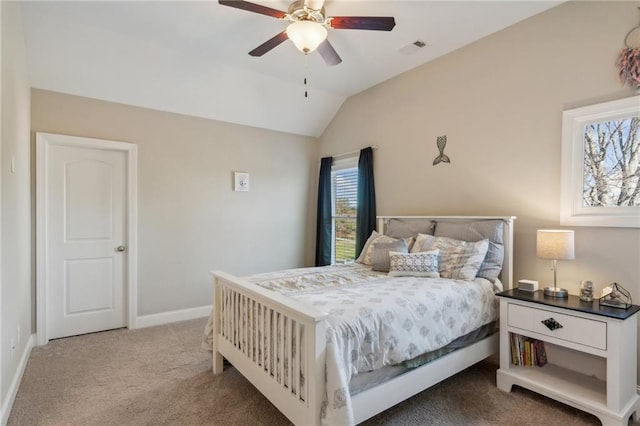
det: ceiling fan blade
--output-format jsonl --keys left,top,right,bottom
{"left": 218, "top": 0, "right": 287, "bottom": 19}
{"left": 328, "top": 16, "right": 396, "bottom": 31}
{"left": 248, "top": 31, "right": 288, "bottom": 57}
{"left": 317, "top": 40, "right": 342, "bottom": 66}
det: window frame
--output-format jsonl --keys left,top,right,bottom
{"left": 560, "top": 95, "right": 640, "bottom": 228}
{"left": 330, "top": 156, "right": 358, "bottom": 264}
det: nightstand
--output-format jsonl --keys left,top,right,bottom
{"left": 496, "top": 289, "right": 640, "bottom": 426}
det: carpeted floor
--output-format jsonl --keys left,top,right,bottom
{"left": 7, "top": 318, "right": 629, "bottom": 425}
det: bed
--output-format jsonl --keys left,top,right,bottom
{"left": 207, "top": 215, "right": 515, "bottom": 425}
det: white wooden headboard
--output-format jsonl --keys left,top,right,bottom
{"left": 377, "top": 216, "right": 516, "bottom": 290}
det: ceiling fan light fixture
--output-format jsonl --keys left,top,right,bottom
{"left": 286, "top": 20, "right": 327, "bottom": 53}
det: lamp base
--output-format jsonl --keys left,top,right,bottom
{"left": 544, "top": 286, "right": 568, "bottom": 298}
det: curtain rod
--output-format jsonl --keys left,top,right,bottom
{"left": 326, "top": 145, "right": 379, "bottom": 161}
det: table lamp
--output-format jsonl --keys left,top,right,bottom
{"left": 536, "top": 229, "right": 575, "bottom": 298}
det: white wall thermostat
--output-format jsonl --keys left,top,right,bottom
{"left": 517, "top": 279, "right": 539, "bottom": 292}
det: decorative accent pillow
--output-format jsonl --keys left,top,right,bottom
{"left": 419, "top": 235, "right": 490, "bottom": 281}
{"left": 385, "top": 219, "right": 435, "bottom": 239}
{"left": 388, "top": 250, "right": 440, "bottom": 277}
{"left": 434, "top": 220, "right": 504, "bottom": 282}
{"left": 410, "top": 233, "right": 432, "bottom": 253}
{"left": 356, "top": 231, "right": 398, "bottom": 265}
{"left": 371, "top": 240, "right": 408, "bottom": 272}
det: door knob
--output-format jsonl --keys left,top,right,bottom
{"left": 116, "top": 246, "right": 126, "bottom": 252}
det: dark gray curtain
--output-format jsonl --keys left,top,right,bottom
{"left": 356, "top": 147, "right": 376, "bottom": 257}
{"left": 315, "top": 157, "right": 333, "bottom": 266}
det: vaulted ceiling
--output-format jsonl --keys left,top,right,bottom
{"left": 21, "top": 1, "right": 561, "bottom": 137}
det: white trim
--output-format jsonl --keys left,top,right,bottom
{"left": 136, "top": 305, "right": 212, "bottom": 329}
{"left": 35, "top": 133, "right": 138, "bottom": 345}
{"left": 560, "top": 96, "right": 640, "bottom": 228}
{"left": 1, "top": 334, "right": 34, "bottom": 426}
{"left": 127, "top": 145, "right": 139, "bottom": 329}
{"left": 35, "top": 134, "right": 46, "bottom": 345}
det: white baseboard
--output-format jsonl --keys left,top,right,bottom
{"left": 1, "top": 334, "right": 34, "bottom": 426}
{"left": 135, "top": 305, "right": 212, "bottom": 329}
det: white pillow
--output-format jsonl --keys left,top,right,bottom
{"left": 418, "top": 235, "right": 489, "bottom": 281}
{"left": 356, "top": 231, "right": 398, "bottom": 265}
{"left": 410, "top": 233, "right": 431, "bottom": 253}
{"left": 388, "top": 250, "right": 440, "bottom": 277}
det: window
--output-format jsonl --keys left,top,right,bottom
{"left": 331, "top": 157, "right": 358, "bottom": 263}
{"left": 560, "top": 96, "right": 640, "bottom": 228}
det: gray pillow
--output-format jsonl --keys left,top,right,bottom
{"left": 434, "top": 220, "right": 504, "bottom": 282}
{"left": 357, "top": 231, "right": 398, "bottom": 265}
{"left": 371, "top": 240, "right": 408, "bottom": 272}
{"left": 385, "top": 219, "right": 435, "bottom": 239}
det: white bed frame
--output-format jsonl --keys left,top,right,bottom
{"left": 210, "top": 216, "right": 516, "bottom": 425}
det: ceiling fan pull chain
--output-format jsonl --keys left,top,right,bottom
{"left": 304, "top": 52, "right": 309, "bottom": 98}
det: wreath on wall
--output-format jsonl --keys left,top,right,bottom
{"left": 617, "top": 10, "right": 640, "bottom": 91}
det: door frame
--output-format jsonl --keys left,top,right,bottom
{"left": 36, "top": 132, "right": 138, "bottom": 345}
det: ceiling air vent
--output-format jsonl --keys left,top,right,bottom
{"left": 398, "top": 40, "right": 427, "bottom": 56}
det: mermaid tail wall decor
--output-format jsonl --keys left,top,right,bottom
{"left": 433, "top": 135, "right": 450, "bottom": 165}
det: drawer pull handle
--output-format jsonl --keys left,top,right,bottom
{"left": 541, "top": 318, "right": 563, "bottom": 331}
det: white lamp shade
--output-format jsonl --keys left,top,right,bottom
{"left": 286, "top": 21, "right": 327, "bottom": 53}
{"left": 536, "top": 230, "right": 575, "bottom": 260}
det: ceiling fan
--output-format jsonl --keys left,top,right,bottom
{"left": 218, "top": 0, "right": 396, "bottom": 66}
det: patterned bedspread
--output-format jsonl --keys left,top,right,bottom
{"left": 205, "top": 264, "right": 499, "bottom": 425}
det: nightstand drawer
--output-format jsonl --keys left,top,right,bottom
{"left": 508, "top": 303, "right": 607, "bottom": 350}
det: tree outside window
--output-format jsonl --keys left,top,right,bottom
{"left": 332, "top": 167, "right": 357, "bottom": 263}
{"left": 583, "top": 117, "right": 639, "bottom": 208}
{"left": 561, "top": 96, "right": 640, "bottom": 228}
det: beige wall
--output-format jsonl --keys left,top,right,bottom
{"left": 320, "top": 0, "right": 640, "bottom": 370}
{"left": 1, "top": 0, "right": 33, "bottom": 414}
{"left": 11, "top": 0, "right": 640, "bottom": 405}
{"left": 31, "top": 89, "right": 318, "bottom": 316}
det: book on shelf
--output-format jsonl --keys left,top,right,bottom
{"left": 534, "top": 339, "right": 547, "bottom": 366}
{"left": 510, "top": 333, "right": 518, "bottom": 365}
{"left": 510, "top": 333, "right": 547, "bottom": 367}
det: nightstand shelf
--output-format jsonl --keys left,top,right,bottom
{"left": 496, "top": 289, "right": 640, "bottom": 426}
{"left": 503, "top": 363, "right": 607, "bottom": 410}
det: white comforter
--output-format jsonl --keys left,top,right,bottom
{"left": 205, "top": 264, "right": 499, "bottom": 425}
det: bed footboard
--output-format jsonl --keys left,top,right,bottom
{"left": 211, "top": 271, "right": 328, "bottom": 426}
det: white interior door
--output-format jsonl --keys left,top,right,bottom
{"left": 37, "top": 133, "right": 136, "bottom": 342}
